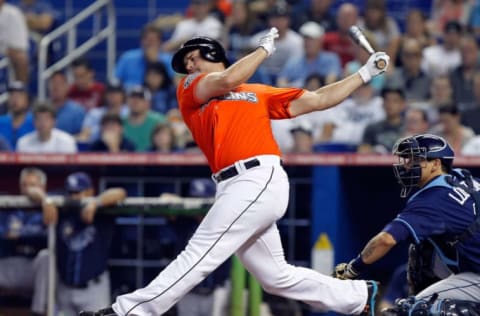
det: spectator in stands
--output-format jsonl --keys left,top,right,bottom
{"left": 429, "top": 103, "right": 474, "bottom": 153}
{"left": 277, "top": 21, "right": 341, "bottom": 87}
{"left": 403, "top": 107, "right": 431, "bottom": 137}
{"left": 162, "top": 0, "right": 223, "bottom": 52}
{"left": 429, "top": 0, "right": 473, "bottom": 37}
{"left": 79, "top": 82, "right": 129, "bottom": 144}
{"left": 450, "top": 35, "right": 480, "bottom": 111}
{"left": 68, "top": 58, "right": 106, "bottom": 111}
{"left": 143, "top": 62, "right": 177, "bottom": 115}
{"left": 115, "top": 24, "right": 173, "bottom": 90}
{"left": 165, "top": 108, "right": 194, "bottom": 151}
{"left": 358, "top": 86, "right": 407, "bottom": 154}
{"left": 123, "top": 86, "right": 165, "bottom": 151}
{"left": 16, "top": 102, "right": 77, "bottom": 153}
{"left": 89, "top": 113, "right": 135, "bottom": 153}
{"left": 0, "top": 0, "right": 29, "bottom": 83}
{"left": 56, "top": 172, "right": 126, "bottom": 315}
{"left": 148, "top": 122, "right": 179, "bottom": 153}
{"left": 12, "top": 0, "right": 57, "bottom": 35}
{"left": 0, "top": 167, "right": 53, "bottom": 316}
{"left": 461, "top": 72, "right": 480, "bottom": 134}
{"left": 0, "top": 135, "right": 10, "bottom": 150}
{"left": 400, "top": 9, "right": 436, "bottom": 52}
{"left": 291, "top": 0, "right": 336, "bottom": 32}
{"left": 422, "top": 20, "right": 462, "bottom": 77}
{"left": 0, "top": 81, "right": 34, "bottom": 149}
{"left": 322, "top": 2, "right": 358, "bottom": 68}
{"left": 223, "top": 0, "right": 264, "bottom": 61}
{"left": 469, "top": 0, "right": 480, "bottom": 36}
{"left": 461, "top": 135, "right": 480, "bottom": 155}
{"left": 48, "top": 71, "right": 86, "bottom": 136}
{"left": 358, "top": 0, "right": 401, "bottom": 68}
{"left": 289, "top": 121, "right": 314, "bottom": 153}
{"left": 250, "top": 1, "right": 303, "bottom": 84}
{"left": 385, "top": 38, "right": 431, "bottom": 102}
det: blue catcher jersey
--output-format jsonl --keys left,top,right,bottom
{"left": 57, "top": 212, "right": 114, "bottom": 286}
{"left": 383, "top": 174, "right": 480, "bottom": 273}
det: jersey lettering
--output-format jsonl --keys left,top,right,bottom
{"left": 220, "top": 92, "right": 258, "bottom": 103}
{"left": 448, "top": 186, "right": 470, "bottom": 205}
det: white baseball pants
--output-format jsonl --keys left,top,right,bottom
{"left": 113, "top": 155, "right": 368, "bottom": 315}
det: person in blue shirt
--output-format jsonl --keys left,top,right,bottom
{"left": 56, "top": 172, "right": 126, "bottom": 316}
{"left": 115, "top": 24, "right": 173, "bottom": 90}
{"left": 0, "top": 81, "right": 35, "bottom": 149}
{"left": 277, "top": 21, "right": 341, "bottom": 87}
{"left": 12, "top": 0, "right": 58, "bottom": 35}
{"left": 333, "top": 134, "right": 480, "bottom": 314}
{"left": 48, "top": 71, "right": 86, "bottom": 136}
{"left": 143, "top": 62, "right": 177, "bottom": 115}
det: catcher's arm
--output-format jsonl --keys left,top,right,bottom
{"left": 332, "top": 231, "right": 397, "bottom": 279}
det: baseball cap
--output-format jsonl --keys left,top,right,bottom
{"left": 106, "top": 81, "right": 125, "bottom": 93}
{"left": 65, "top": 172, "right": 93, "bottom": 193}
{"left": 290, "top": 120, "right": 313, "bottom": 136}
{"left": 267, "top": 1, "right": 290, "bottom": 18}
{"left": 444, "top": 20, "right": 462, "bottom": 33}
{"left": 7, "top": 81, "right": 27, "bottom": 93}
{"left": 128, "top": 86, "right": 151, "bottom": 101}
{"left": 299, "top": 22, "right": 324, "bottom": 39}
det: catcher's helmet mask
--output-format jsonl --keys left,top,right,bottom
{"left": 172, "top": 37, "right": 230, "bottom": 74}
{"left": 392, "top": 134, "right": 455, "bottom": 197}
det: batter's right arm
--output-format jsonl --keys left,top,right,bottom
{"left": 289, "top": 52, "right": 389, "bottom": 117}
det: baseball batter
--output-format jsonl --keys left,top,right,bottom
{"left": 81, "top": 27, "right": 389, "bottom": 316}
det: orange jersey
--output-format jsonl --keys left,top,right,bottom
{"left": 177, "top": 73, "right": 305, "bottom": 173}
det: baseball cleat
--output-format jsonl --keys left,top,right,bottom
{"left": 79, "top": 307, "right": 118, "bottom": 316}
{"left": 361, "top": 280, "right": 379, "bottom": 316}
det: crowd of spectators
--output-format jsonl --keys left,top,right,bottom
{"left": 1, "top": 0, "right": 480, "bottom": 156}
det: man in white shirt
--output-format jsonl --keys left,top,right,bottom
{"left": 0, "top": 0, "right": 29, "bottom": 83}
{"left": 17, "top": 103, "right": 77, "bottom": 153}
{"left": 422, "top": 21, "right": 462, "bottom": 77}
{"left": 249, "top": 1, "right": 303, "bottom": 84}
{"left": 163, "top": 0, "right": 223, "bottom": 52}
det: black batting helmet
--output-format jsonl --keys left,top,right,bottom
{"left": 171, "top": 37, "right": 230, "bottom": 74}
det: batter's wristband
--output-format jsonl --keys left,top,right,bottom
{"left": 358, "top": 66, "right": 371, "bottom": 83}
{"left": 350, "top": 255, "right": 368, "bottom": 273}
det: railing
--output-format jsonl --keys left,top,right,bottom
{"left": 37, "top": 0, "right": 116, "bottom": 101}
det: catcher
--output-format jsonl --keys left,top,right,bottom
{"left": 333, "top": 134, "right": 480, "bottom": 315}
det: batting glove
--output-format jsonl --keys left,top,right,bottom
{"left": 358, "top": 52, "right": 390, "bottom": 83}
{"left": 332, "top": 261, "right": 359, "bottom": 280}
{"left": 258, "top": 27, "right": 279, "bottom": 57}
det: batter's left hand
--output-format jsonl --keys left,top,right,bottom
{"left": 332, "top": 261, "right": 359, "bottom": 280}
{"left": 358, "top": 52, "right": 389, "bottom": 83}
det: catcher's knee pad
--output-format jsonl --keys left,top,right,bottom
{"left": 382, "top": 296, "right": 480, "bottom": 316}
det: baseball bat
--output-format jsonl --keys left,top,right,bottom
{"left": 348, "top": 25, "right": 386, "bottom": 70}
